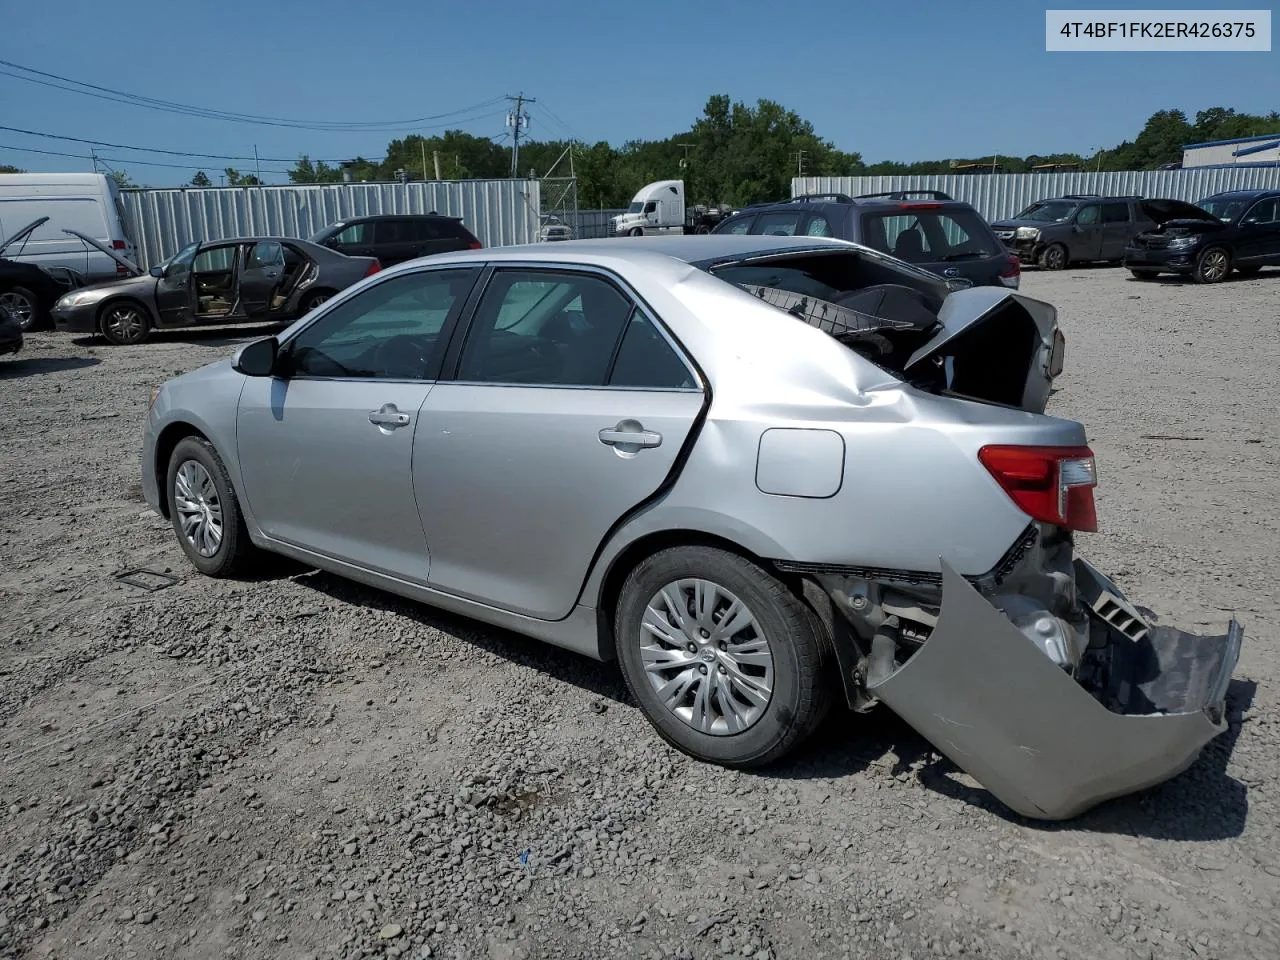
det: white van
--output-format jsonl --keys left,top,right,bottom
{"left": 0, "top": 173, "right": 138, "bottom": 283}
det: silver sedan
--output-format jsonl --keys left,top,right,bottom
{"left": 141, "top": 235, "right": 1242, "bottom": 820}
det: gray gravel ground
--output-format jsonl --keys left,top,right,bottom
{"left": 2, "top": 265, "right": 1279, "bottom": 960}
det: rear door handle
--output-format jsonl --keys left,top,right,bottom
{"left": 599, "top": 422, "right": 662, "bottom": 449}
{"left": 369, "top": 403, "right": 410, "bottom": 428}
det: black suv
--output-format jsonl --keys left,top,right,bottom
{"left": 990, "top": 195, "right": 1166, "bottom": 270}
{"left": 1123, "top": 189, "right": 1280, "bottom": 283}
{"left": 309, "top": 214, "right": 482, "bottom": 267}
{"left": 711, "top": 191, "right": 1019, "bottom": 289}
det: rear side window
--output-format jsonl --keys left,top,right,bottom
{"left": 410, "top": 219, "right": 444, "bottom": 241}
{"left": 859, "top": 208, "right": 998, "bottom": 263}
{"left": 1101, "top": 202, "right": 1130, "bottom": 223}
{"left": 804, "top": 214, "right": 835, "bottom": 237}
{"left": 1244, "top": 197, "right": 1280, "bottom": 223}
{"left": 375, "top": 219, "right": 416, "bottom": 243}
{"left": 753, "top": 212, "right": 803, "bottom": 236}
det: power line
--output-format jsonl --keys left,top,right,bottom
{"left": 0, "top": 59, "right": 508, "bottom": 132}
{"left": 0, "top": 143, "right": 297, "bottom": 173}
{"left": 0, "top": 124, "right": 385, "bottom": 164}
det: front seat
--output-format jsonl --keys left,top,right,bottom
{"left": 894, "top": 229, "right": 926, "bottom": 260}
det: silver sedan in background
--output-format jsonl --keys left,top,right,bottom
{"left": 140, "top": 235, "right": 1242, "bottom": 820}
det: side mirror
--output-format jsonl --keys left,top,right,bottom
{"left": 232, "top": 336, "right": 279, "bottom": 377}
{"left": 149, "top": 264, "right": 165, "bottom": 277}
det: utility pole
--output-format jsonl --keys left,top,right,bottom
{"left": 254, "top": 145, "right": 262, "bottom": 184}
{"left": 795, "top": 149, "right": 807, "bottom": 177}
{"left": 422, "top": 140, "right": 429, "bottom": 181}
{"left": 506, "top": 93, "right": 535, "bottom": 179}
{"left": 433, "top": 150, "right": 442, "bottom": 180}
{"left": 90, "top": 148, "right": 99, "bottom": 173}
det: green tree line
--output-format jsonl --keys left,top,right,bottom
{"left": 75, "top": 97, "right": 1278, "bottom": 200}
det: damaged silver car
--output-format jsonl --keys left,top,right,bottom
{"left": 140, "top": 234, "right": 1242, "bottom": 820}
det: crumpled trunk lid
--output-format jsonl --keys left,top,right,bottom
{"left": 902, "top": 287, "right": 1064, "bottom": 414}
{"left": 867, "top": 559, "right": 1242, "bottom": 820}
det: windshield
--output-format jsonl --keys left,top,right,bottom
{"left": 1196, "top": 196, "right": 1251, "bottom": 222}
{"left": 627, "top": 201, "right": 644, "bottom": 214}
{"left": 1012, "top": 201, "right": 1077, "bottom": 222}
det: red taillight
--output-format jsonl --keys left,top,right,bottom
{"left": 116, "top": 262, "right": 129, "bottom": 276}
{"left": 111, "top": 239, "right": 127, "bottom": 250}
{"left": 468, "top": 240, "right": 483, "bottom": 249}
{"left": 1000, "top": 253, "right": 1020, "bottom": 278}
{"left": 900, "top": 202, "right": 942, "bottom": 210}
{"left": 978, "top": 445, "right": 1098, "bottom": 532}
{"left": 364, "top": 259, "right": 382, "bottom": 277}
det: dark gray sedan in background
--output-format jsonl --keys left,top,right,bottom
{"left": 51, "top": 236, "right": 382, "bottom": 345}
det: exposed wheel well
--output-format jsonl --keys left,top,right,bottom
{"left": 152, "top": 423, "right": 209, "bottom": 518}
{"left": 592, "top": 529, "right": 808, "bottom": 661}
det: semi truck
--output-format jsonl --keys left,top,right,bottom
{"left": 611, "top": 180, "right": 734, "bottom": 237}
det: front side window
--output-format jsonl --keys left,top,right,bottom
{"left": 1075, "top": 204, "right": 1100, "bottom": 225}
{"left": 332, "top": 222, "right": 371, "bottom": 245}
{"left": 284, "top": 268, "right": 478, "bottom": 380}
{"left": 458, "top": 270, "right": 634, "bottom": 386}
{"left": 1243, "top": 197, "right": 1279, "bottom": 223}
{"left": 193, "top": 246, "right": 236, "bottom": 273}
{"left": 164, "top": 243, "right": 199, "bottom": 280}
{"left": 753, "top": 212, "right": 802, "bottom": 236}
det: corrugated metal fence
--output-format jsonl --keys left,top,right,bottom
{"left": 121, "top": 179, "right": 541, "bottom": 268}
{"left": 568, "top": 209, "right": 628, "bottom": 239}
{"left": 792, "top": 168, "right": 1280, "bottom": 222}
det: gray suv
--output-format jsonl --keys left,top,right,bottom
{"left": 991, "top": 195, "right": 1158, "bottom": 270}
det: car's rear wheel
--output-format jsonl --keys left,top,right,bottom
{"left": 1194, "top": 246, "right": 1230, "bottom": 284}
{"left": 300, "top": 289, "right": 335, "bottom": 313}
{"left": 0, "top": 287, "right": 42, "bottom": 331}
{"left": 1038, "top": 243, "right": 1068, "bottom": 271}
{"left": 165, "top": 437, "right": 254, "bottom": 578}
{"left": 1129, "top": 268, "right": 1160, "bottom": 280}
{"left": 99, "top": 300, "right": 152, "bottom": 345}
{"left": 614, "top": 546, "right": 830, "bottom": 768}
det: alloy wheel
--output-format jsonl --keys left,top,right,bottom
{"left": 173, "top": 460, "right": 224, "bottom": 558}
{"left": 1200, "top": 249, "right": 1229, "bottom": 282}
{"left": 0, "top": 291, "right": 35, "bottom": 329}
{"left": 638, "top": 578, "right": 775, "bottom": 736}
{"left": 102, "top": 304, "right": 147, "bottom": 343}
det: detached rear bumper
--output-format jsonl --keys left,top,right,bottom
{"left": 868, "top": 559, "right": 1242, "bottom": 820}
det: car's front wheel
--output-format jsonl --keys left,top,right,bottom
{"left": 1194, "top": 246, "right": 1230, "bottom": 284}
{"left": 1038, "top": 243, "right": 1068, "bottom": 270}
{"left": 614, "top": 546, "right": 831, "bottom": 768}
{"left": 165, "top": 437, "right": 254, "bottom": 578}
{"left": 99, "top": 300, "right": 152, "bottom": 345}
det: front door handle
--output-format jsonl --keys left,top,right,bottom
{"left": 599, "top": 420, "right": 662, "bottom": 449}
{"left": 369, "top": 403, "right": 410, "bottom": 429}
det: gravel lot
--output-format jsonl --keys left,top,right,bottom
{"left": 2, "top": 266, "right": 1279, "bottom": 960}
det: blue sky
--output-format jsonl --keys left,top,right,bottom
{"left": 3, "top": 0, "right": 1277, "bottom": 186}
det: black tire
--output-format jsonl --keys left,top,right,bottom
{"left": 628, "top": 227, "right": 644, "bottom": 237}
{"left": 1129, "top": 268, "right": 1160, "bottom": 280}
{"left": 1236, "top": 265, "right": 1262, "bottom": 277}
{"left": 98, "top": 299, "right": 152, "bottom": 345}
{"left": 614, "top": 546, "right": 831, "bottom": 768}
{"left": 1, "top": 286, "right": 43, "bottom": 331}
{"left": 165, "top": 436, "right": 254, "bottom": 578}
{"left": 1038, "top": 243, "right": 1068, "bottom": 271}
{"left": 1193, "top": 246, "right": 1230, "bottom": 284}
{"left": 694, "top": 224, "right": 712, "bottom": 235}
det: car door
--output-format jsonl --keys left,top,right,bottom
{"left": 1099, "top": 201, "right": 1132, "bottom": 260}
{"left": 154, "top": 242, "right": 200, "bottom": 326}
{"left": 413, "top": 266, "right": 705, "bottom": 620}
{"left": 1071, "top": 203, "right": 1103, "bottom": 260}
{"left": 234, "top": 265, "right": 482, "bottom": 581}
{"left": 373, "top": 218, "right": 420, "bottom": 265}
{"left": 238, "top": 241, "right": 286, "bottom": 318}
{"left": 1236, "top": 197, "right": 1280, "bottom": 264}
{"left": 327, "top": 221, "right": 376, "bottom": 259}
